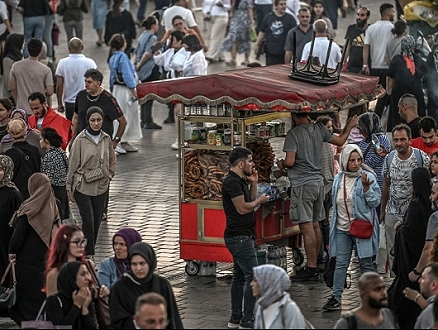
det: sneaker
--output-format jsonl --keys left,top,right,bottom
{"left": 323, "top": 296, "right": 342, "bottom": 311}
{"left": 164, "top": 117, "right": 175, "bottom": 124}
{"left": 121, "top": 142, "right": 138, "bottom": 152}
{"left": 171, "top": 140, "right": 178, "bottom": 150}
{"left": 144, "top": 122, "right": 162, "bottom": 129}
{"left": 290, "top": 267, "right": 319, "bottom": 282}
{"left": 115, "top": 144, "right": 127, "bottom": 154}
{"left": 227, "top": 316, "right": 241, "bottom": 329}
{"left": 238, "top": 320, "right": 254, "bottom": 329}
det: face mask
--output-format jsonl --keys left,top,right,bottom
{"left": 119, "top": 6, "right": 124, "bottom": 12}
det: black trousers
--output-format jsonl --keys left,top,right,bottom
{"left": 74, "top": 190, "right": 106, "bottom": 256}
{"left": 370, "top": 68, "right": 389, "bottom": 118}
{"left": 52, "top": 184, "right": 69, "bottom": 220}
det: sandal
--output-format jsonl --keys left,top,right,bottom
{"left": 225, "top": 60, "right": 236, "bottom": 66}
{"left": 96, "top": 40, "right": 103, "bottom": 47}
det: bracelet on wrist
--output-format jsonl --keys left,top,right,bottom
{"left": 413, "top": 268, "right": 422, "bottom": 276}
{"left": 415, "top": 293, "right": 421, "bottom": 303}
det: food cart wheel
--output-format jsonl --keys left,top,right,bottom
{"left": 185, "top": 261, "right": 200, "bottom": 276}
{"left": 292, "top": 249, "right": 304, "bottom": 266}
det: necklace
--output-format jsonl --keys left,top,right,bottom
{"left": 87, "top": 88, "right": 103, "bottom": 102}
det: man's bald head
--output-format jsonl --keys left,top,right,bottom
{"left": 68, "top": 37, "right": 83, "bottom": 53}
{"left": 313, "top": 19, "right": 327, "bottom": 34}
{"left": 358, "top": 272, "right": 382, "bottom": 291}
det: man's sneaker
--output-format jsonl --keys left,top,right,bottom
{"left": 115, "top": 144, "right": 127, "bottom": 154}
{"left": 144, "top": 122, "right": 162, "bottom": 129}
{"left": 171, "top": 140, "right": 178, "bottom": 150}
{"left": 290, "top": 267, "right": 319, "bottom": 282}
{"left": 238, "top": 320, "right": 254, "bottom": 329}
{"left": 323, "top": 296, "right": 342, "bottom": 311}
{"left": 227, "top": 316, "right": 241, "bottom": 329}
{"left": 121, "top": 142, "right": 138, "bottom": 152}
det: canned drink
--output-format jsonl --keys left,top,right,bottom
{"left": 234, "top": 133, "right": 242, "bottom": 146}
{"left": 191, "top": 127, "right": 200, "bottom": 142}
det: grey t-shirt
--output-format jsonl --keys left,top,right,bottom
{"left": 334, "top": 308, "right": 397, "bottom": 329}
{"left": 426, "top": 211, "right": 438, "bottom": 241}
{"left": 414, "top": 296, "right": 435, "bottom": 329}
{"left": 283, "top": 122, "right": 333, "bottom": 187}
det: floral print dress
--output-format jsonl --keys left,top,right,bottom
{"left": 221, "top": 0, "right": 253, "bottom": 54}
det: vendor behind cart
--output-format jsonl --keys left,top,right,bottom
{"left": 277, "top": 112, "right": 359, "bottom": 282}
{"left": 222, "top": 146, "right": 270, "bottom": 330}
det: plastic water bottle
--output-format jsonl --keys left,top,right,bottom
{"left": 371, "top": 134, "right": 382, "bottom": 153}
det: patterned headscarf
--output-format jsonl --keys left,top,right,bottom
{"left": 401, "top": 35, "right": 416, "bottom": 75}
{"left": 0, "top": 109, "right": 32, "bottom": 144}
{"left": 357, "top": 112, "right": 384, "bottom": 138}
{"left": 253, "top": 264, "right": 290, "bottom": 309}
{"left": 0, "top": 155, "right": 17, "bottom": 189}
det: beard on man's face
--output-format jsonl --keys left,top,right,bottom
{"left": 356, "top": 19, "right": 366, "bottom": 28}
{"left": 368, "top": 296, "right": 388, "bottom": 309}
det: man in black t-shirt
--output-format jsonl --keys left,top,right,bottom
{"left": 343, "top": 6, "right": 370, "bottom": 73}
{"left": 222, "top": 147, "right": 270, "bottom": 329}
{"left": 72, "top": 69, "right": 127, "bottom": 150}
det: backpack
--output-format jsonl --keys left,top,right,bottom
{"left": 280, "top": 297, "right": 315, "bottom": 329}
{"left": 386, "top": 148, "right": 423, "bottom": 168}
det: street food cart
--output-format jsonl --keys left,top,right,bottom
{"left": 137, "top": 64, "right": 384, "bottom": 275}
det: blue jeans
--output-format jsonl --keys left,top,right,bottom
{"left": 224, "top": 236, "right": 258, "bottom": 323}
{"left": 137, "top": 0, "right": 147, "bottom": 22}
{"left": 43, "top": 14, "right": 55, "bottom": 58}
{"left": 333, "top": 230, "right": 373, "bottom": 301}
{"left": 23, "top": 16, "right": 46, "bottom": 58}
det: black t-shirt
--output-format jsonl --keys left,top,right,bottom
{"left": 261, "top": 12, "right": 297, "bottom": 55}
{"left": 407, "top": 117, "right": 421, "bottom": 139}
{"left": 345, "top": 24, "right": 368, "bottom": 73}
{"left": 222, "top": 171, "right": 256, "bottom": 238}
{"left": 74, "top": 89, "right": 124, "bottom": 137}
{"left": 0, "top": 124, "right": 8, "bottom": 141}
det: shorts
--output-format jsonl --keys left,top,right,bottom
{"left": 289, "top": 180, "right": 325, "bottom": 224}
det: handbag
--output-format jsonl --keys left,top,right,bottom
{"left": 0, "top": 261, "right": 16, "bottom": 309}
{"left": 343, "top": 175, "right": 374, "bottom": 239}
{"left": 248, "top": 26, "right": 257, "bottom": 43}
{"left": 114, "top": 54, "right": 126, "bottom": 86}
{"left": 83, "top": 145, "right": 105, "bottom": 183}
{"left": 21, "top": 299, "right": 72, "bottom": 329}
{"left": 85, "top": 260, "right": 111, "bottom": 329}
{"left": 323, "top": 257, "right": 351, "bottom": 289}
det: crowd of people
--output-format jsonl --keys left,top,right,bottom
{"left": 1, "top": 0, "right": 438, "bottom": 329}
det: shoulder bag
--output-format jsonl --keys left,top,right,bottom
{"left": 83, "top": 144, "right": 105, "bottom": 183}
{"left": 114, "top": 54, "right": 126, "bottom": 86}
{"left": 343, "top": 175, "right": 374, "bottom": 239}
{"left": 85, "top": 260, "right": 111, "bottom": 329}
{"left": 0, "top": 261, "right": 16, "bottom": 309}
{"left": 21, "top": 297, "right": 72, "bottom": 329}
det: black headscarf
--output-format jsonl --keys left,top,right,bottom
{"left": 411, "top": 167, "right": 432, "bottom": 205}
{"left": 2, "top": 33, "right": 24, "bottom": 62}
{"left": 85, "top": 106, "right": 104, "bottom": 136}
{"left": 128, "top": 242, "right": 157, "bottom": 285}
{"left": 57, "top": 261, "right": 82, "bottom": 301}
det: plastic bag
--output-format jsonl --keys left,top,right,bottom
{"left": 248, "top": 26, "right": 257, "bottom": 43}
{"left": 404, "top": 1, "right": 438, "bottom": 27}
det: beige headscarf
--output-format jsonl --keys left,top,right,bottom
{"left": 340, "top": 144, "right": 375, "bottom": 177}
{"left": 9, "top": 173, "right": 60, "bottom": 248}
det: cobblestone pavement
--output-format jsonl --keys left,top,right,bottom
{"left": 0, "top": 0, "right": 390, "bottom": 328}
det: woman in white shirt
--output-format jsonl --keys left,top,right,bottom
{"left": 181, "top": 34, "right": 208, "bottom": 77}
{"left": 153, "top": 30, "right": 189, "bottom": 79}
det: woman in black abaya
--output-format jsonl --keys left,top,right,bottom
{"left": 388, "top": 167, "right": 432, "bottom": 329}
{"left": 109, "top": 242, "right": 183, "bottom": 329}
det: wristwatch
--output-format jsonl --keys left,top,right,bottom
{"left": 362, "top": 64, "right": 368, "bottom": 68}
{"left": 113, "top": 137, "right": 121, "bottom": 142}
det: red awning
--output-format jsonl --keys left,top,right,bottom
{"left": 137, "top": 64, "right": 385, "bottom": 112}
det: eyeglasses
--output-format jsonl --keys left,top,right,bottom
{"left": 70, "top": 239, "right": 87, "bottom": 248}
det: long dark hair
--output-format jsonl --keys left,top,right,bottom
{"left": 111, "top": 0, "right": 124, "bottom": 18}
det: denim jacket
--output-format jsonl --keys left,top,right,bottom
{"left": 109, "top": 50, "right": 136, "bottom": 91}
{"left": 254, "top": 293, "right": 306, "bottom": 329}
{"left": 328, "top": 170, "right": 381, "bottom": 259}
{"left": 97, "top": 257, "right": 118, "bottom": 290}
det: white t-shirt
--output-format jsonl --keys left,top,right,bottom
{"left": 301, "top": 37, "right": 342, "bottom": 69}
{"left": 182, "top": 50, "right": 208, "bottom": 76}
{"left": 364, "top": 20, "right": 394, "bottom": 69}
{"left": 55, "top": 54, "right": 97, "bottom": 104}
{"left": 162, "top": 6, "right": 197, "bottom": 31}
{"left": 0, "top": 1, "right": 8, "bottom": 36}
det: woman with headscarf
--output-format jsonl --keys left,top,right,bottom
{"left": 387, "top": 167, "right": 432, "bottom": 328}
{"left": 323, "top": 144, "right": 381, "bottom": 312}
{"left": 3, "top": 118, "right": 41, "bottom": 198}
{"left": 97, "top": 228, "right": 142, "bottom": 289}
{"left": 0, "top": 155, "right": 22, "bottom": 317}
{"left": 67, "top": 106, "right": 116, "bottom": 259}
{"left": 251, "top": 264, "right": 306, "bottom": 329}
{"left": 45, "top": 261, "right": 97, "bottom": 328}
{"left": 1, "top": 33, "right": 23, "bottom": 101}
{"left": 0, "top": 108, "right": 44, "bottom": 156}
{"left": 109, "top": 242, "right": 183, "bottom": 329}
{"left": 387, "top": 35, "right": 426, "bottom": 131}
{"left": 8, "top": 172, "right": 61, "bottom": 324}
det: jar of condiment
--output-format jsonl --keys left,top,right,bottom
{"left": 223, "top": 128, "right": 231, "bottom": 145}
{"left": 234, "top": 132, "right": 242, "bottom": 146}
{"left": 207, "top": 130, "right": 217, "bottom": 146}
{"left": 184, "top": 105, "right": 191, "bottom": 115}
{"left": 215, "top": 133, "right": 223, "bottom": 146}
{"left": 191, "top": 127, "right": 200, "bottom": 143}
{"left": 199, "top": 127, "right": 207, "bottom": 141}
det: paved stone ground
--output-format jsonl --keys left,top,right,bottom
{"left": 0, "top": 0, "right": 390, "bottom": 328}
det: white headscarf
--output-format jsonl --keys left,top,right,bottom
{"left": 253, "top": 264, "right": 290, "bottom": 309}
{"left": 340, "top": 144, "right": 375, "bottom": 177}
